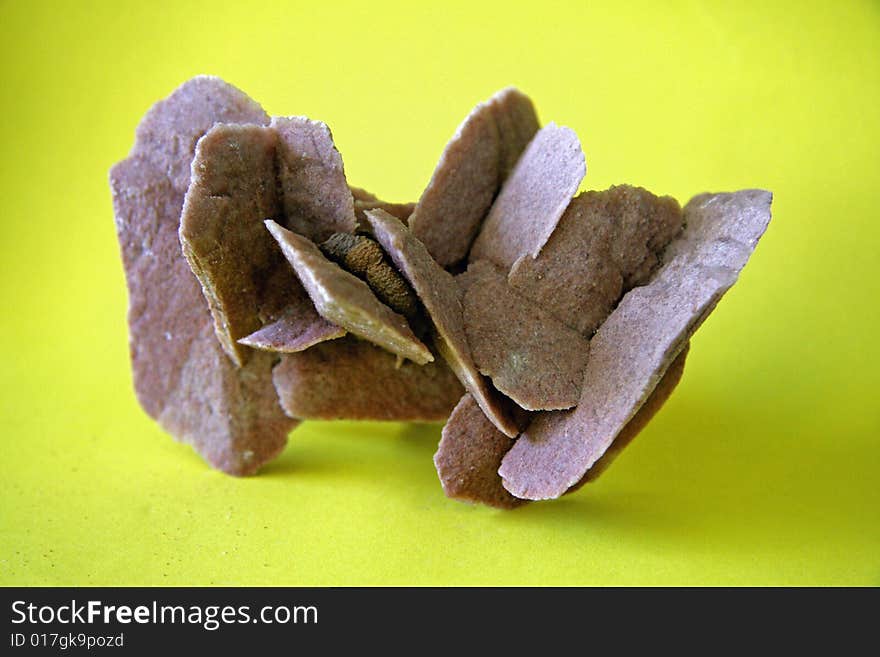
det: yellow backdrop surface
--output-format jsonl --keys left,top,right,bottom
{"left": 1, "top": 1, "right": 878, "bottom": 586}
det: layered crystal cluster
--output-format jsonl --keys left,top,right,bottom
{"left": 110, "top": 77, "right": 771, "bottom": 507}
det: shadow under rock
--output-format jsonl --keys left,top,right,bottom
{"left": 256, "top": 422, "right": 370, "bottom": 479}
{"left": 257, "top": 421, "right": 442, "bottom": 488}
{"left": 395, "top": 422, "right": 444, "bottom": 450}
{"left": 259, "top": 418, "right": 693, "bottom": 539}
{"left": 508, "top": 393, "right": 880, "bottom": 557}
{"left": 254, "top": 410, "right": 715, "bottom": 540}
{"left": 257, "top": 449, "right": 336, "bottom": 479}
{"left": 489, "top": 483, "right": 695, "bottom": 542}
{"left": 403, "top": 417, "right": 696, "bottom": 537}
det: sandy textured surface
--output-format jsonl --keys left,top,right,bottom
{"left": 271, "top": 116, "right": 357, "bottom": 241}
{"left": 409, "top": 88, "right": 538, "bottom": 267}
{"left": 570, "top": 343, "right": 690, "bottom": 490}
{"left": 366, "top": 209, "right": 520, "bottom": 437}
{"left": 273, "top": 337, "right": 463, "bottom": 421}
{"left": 110, "top": 76, "right": 296, "bottom": 475}
{"left": 461, "top": 261, "right": 589, "bottom": 410}
{"left": 238, "top": 296, "right": 345, "bottom": 353}
{"left": 469, "top": 123, "right": 585, "bottom": 269}
{"left": 434, "top": 394, "right": 526, "bottom": 509}
{"left": 179, "top": 124, "right": 284, "bottom": 364}
{"left": 266, "top": 220, "right": 432, "bottom": 364}
{"left": 500, "top": 190, "right": 772, "bottom": 499}
{"left": 509, "top": 185, "right": 683, "bottom": 335}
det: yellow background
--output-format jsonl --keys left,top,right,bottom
{"left": 1, "top": 0, "right": 878, "bottom": 586}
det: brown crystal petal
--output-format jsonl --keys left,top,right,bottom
{"left": 409, "top": 88, "right": 539, "bottom": 267}
{"left": 434, "top": 394, "right": 526, "bottom": 509}
{"left": 469, "top": 123, "right": 586, "bottom": 270}
{"left": 271, "top": 116, "right": 357, "bottom": 242}
{"left": 433, "top": 347, "right": 690, "bottom": 508}
{"left": 179, "top": 123, "right": 283, "bottom": 365}
{"left": 132, "top": 75, "right": 269, "bottom": 194}
{"left": 238, "top": 307, "right": 345, "bottom": 354}
{"left": 568, "top": 343, "right": 690, "bottom": 491}
{"left": 500, "top": 190, "right": 773, "bottom": 500}
{"left": 365, "top": 209, "right": 520, "bottom": 437}
{"left": 266, "top": 220, "right": 433, "bottom": 365}
{"left": 349, "top": 186, "right": 380, "bottom": 203}
{"left": 461, "top": 260, "right": 590, "bottom": 411}
{"left": 273, "top": 337, "right": 463, "bottom": 422}
{"left": 109, "top": 77, "right": 296, "bottom": 475}
{"left": 180, "top": 118, "right": 359, "bottom": 365}
{"left": 509, "top": 185, "right": 684, "bottom": 336}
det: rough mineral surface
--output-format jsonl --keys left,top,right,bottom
{"left": 365, "top": 261, "right": 421, "bottom": 320}
{"left": 180, "top": 116, "right": 359, "bottom": 365}
{"left": 509, "top": 185, "right": 684, "bottom": 336}
{"left": 408, "top": 88, "right": 539, "bottom": 267}
{"left": 131, "top": 76, "right": 268, "bottom": 194}
{"left": 113, "top": 76, "right": 772, "bottom": 504}
{"left": 461, "top": 261, "right": 590, "bottom": 411}
{"left": 271, "top": 116, "right": 357, "bottom": 241}
{"left": 433, "top": 394, "right": 526, "bottom": 509}
{"left": 238, "top": 296, "right": 346, "bottom": 353}
{"left": 320, "top": 233, "right": 383, "bottom": 273}
{"left": 273, "top": 337, "right": 463, "bottom": 421}
{"left": 500, "top": 190, "right": 773, "bottom": 500}
{"left": 469, "top": 123, "right": 586, "bottom": 269}
{"left": 365, "top": 209, "right": 520, "bottom": 437}
{"left": 266, "top": 220, "right": 433, "bottom": 364}
{"left": 320, "top": 233, "right": 420, "bottom": 319}
{"left": 571, "top": 343, "right": 689, "bottom": 489}
{"left": 110, "top": 76, "right": 296, "bottom": 475}
{"left": 434, "top": 347, "right": 690, "bottom": 508}
{"left": 179, "top": 124, "right": 283, "bottom": 365}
